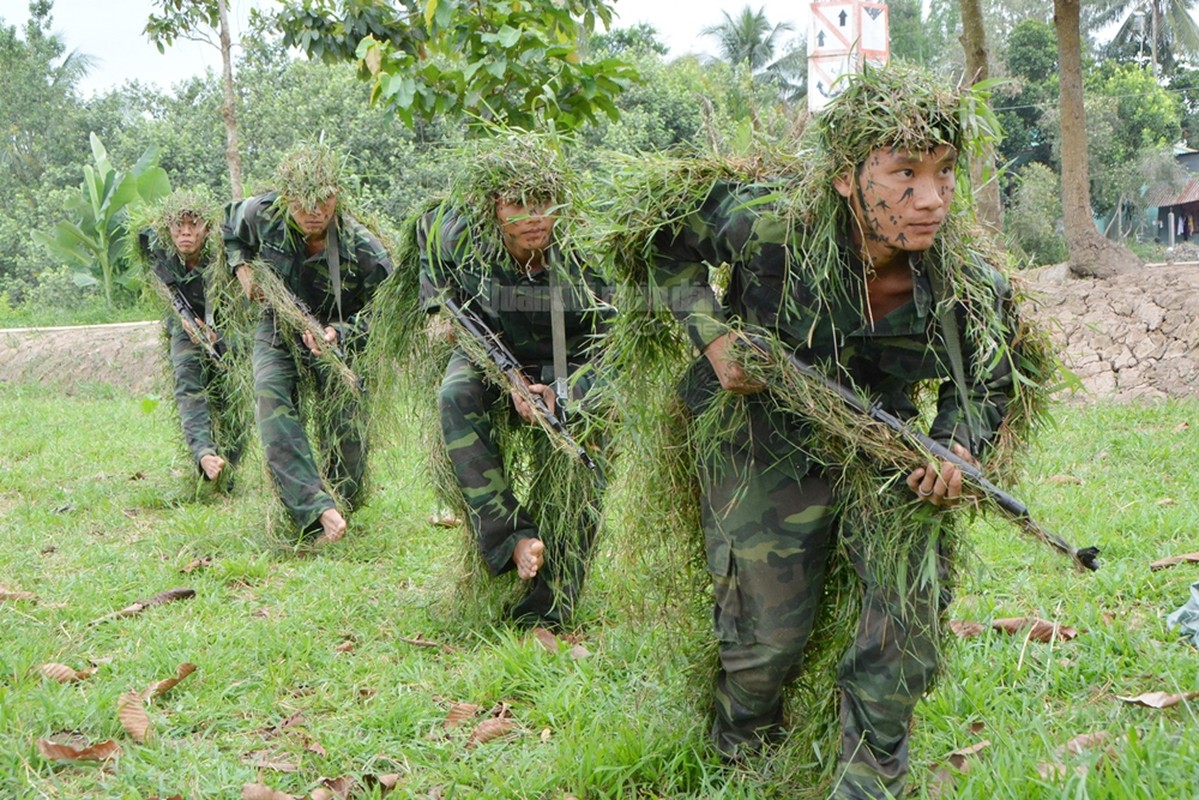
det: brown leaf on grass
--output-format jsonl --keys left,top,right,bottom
{"left": 1149, "top": 552, "right": 1199, "bottom": 571}
{"left": 130, "top": 471, "right": 147, "bottom": 481}
{"left": 310, "top": 776, "right": 355, "bottom": 800}
{"left": 241, "top": 783, "right": 302, "bottom": 800}
{"left": 1174, "top": 422, "right": 1190, "bottom": 433}
{"left": 539, "top": 728, "right": 552, "bottom": 743}
{"left": 1115, "top": 690, "right": 1199, "bottom": 708}
{"left": 334, "top": 640, "right": 355, "bottom": 653}
{"left": 992, "top": 617, "right": 1078, "bottom": 642}
{"left": 145, "top": 663, "right": 197, "bottom": 699}
{"left": 946, "top": 740, "right": 991, "bottom": 771}
{"left": 948, "top": 620, "right": 985, "bottom": 638}
{"left": 1037, "top": 731, "right": 1120, "bottom": 780}
{"left": 248, "top": 751, "right": 298, "bottom": 772}
{"left": 40, "top": 546, "right": 57, "bottom": 555}
{"left": 117, "top": 691, "right": 152, "bottom": 742}
{"left": 304, "top": 739, "right": 327, "bottom": 757}
{"left": 91, "top": 588, "right": 196, "bottom": 624}
{"left": 532, "top": 627, "right": 558, "bottom": 653}
{"left": 1157, "top": 497, "right": 1177, "bottom": 506}
{"left": 444, "top": 702, "right": 482, "bottom": 730}
{"left": 0, "top": 584, "right": 36, "bottom": 601}
{"left": 1061, "top": 731, "right": 1113, "bottom": 755}
{"left": 968, "top": 721, "right": 986, "bottom": 735}
{"left": 1046, "top": 474, "right": 1083, "bottom": 485}
{"left": 568, "top": 644, "right": 591, "bottom": 660}
{"left": 260, "top": 711, "right": 306, "bottom": 738}
{"left": 39, "top": 662, "right": 94, "bottom": 683}
{"left": 398, "top": 634, "right": 458, "bottom": 654}
{"left": 146, "top": 795, "right": 184, "bottom": 800}
{"left": 180, "top": 557, "right": 212, "bottom": 574}
{"left": 465, "top": 717, "right": 517, "bottom": 748}
{"left": 36, "top": 737, "right": 121, "bottom": 762}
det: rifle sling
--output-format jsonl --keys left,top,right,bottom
{"left": 326, "top": 221, "right": 344, "bottom": 325}
{"left": 926, "top": 263, "right": 978, "bottom": 455}
{"left": 548, "top": 260, "right": 569, "bottom": 410}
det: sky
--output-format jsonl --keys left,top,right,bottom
{"left": 0, "top": 0, "right": 810, "bottom": 97}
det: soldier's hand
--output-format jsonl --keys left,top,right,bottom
{"left": 193, "top": 317, "right": 218, "bottom": 344}
{"left": 907, "top": 443, "right": 978, "bottom": 507}
{"left": 510, "top": 383, "right": 554, "bottom": 424}
{"left": 236, "top": 265, "right": 264, "bottom": 302}
{"left": 425, "top": 314, "right": 453, "bottom": 344}
{"left": 704, "top": 332, "right": 766, "bottom": 395}
{"left": 302, "top": 326, "right": 338, "bottom": 356}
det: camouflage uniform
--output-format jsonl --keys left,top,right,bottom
{"left": 223, "top": 192, "right": 392, "bottom": 532}
{"left": 141, "top": 230, "right": 247, "bottom": 474}
{"left": 654, "top": 182, "right": 1014, "bottom": 797}
{"left": 419, "top": 209, "right": 608, "bottom": 624}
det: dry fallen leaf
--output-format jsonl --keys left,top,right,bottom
{"left": 946, "top": 740, "right": 991, "bottom": 772}
{"left": 0, "top": 584, "right": 37, "bottom": 602}
{"left": 532, "top": 627, "right": 558, "bottom": 653}
{"left": 91, "top": 588, "right": 196, "bottom": 624}
{"left": 248, "top": 751, "right": 298, "bottom": 772}
{"left": 180, "top": 557, "right": 212, "bottom": 574}
{"left": 145, "top": 663, "right": 197, "bottom": 700}
{"left": 36, "top": 737, "right": 121, "bottom": 762}
{"left": 1061, "top": 731, "right": 1112, "bottom": 756}
{"left": 1149, "top": 552, "right": 1199, "bottom": 571}
{"left": 241, "top": 783, "right": 302, "bottom": 800}
{"left": 1173, "top": 422, "right": 1190, "bottom": 433}
{"left": 310, "top": 776, "right": 355, "bottom": 800}
{"left": 968, "top": 721, "right": 986, "bottom": 735}
{"left": 334, "top": 640, "right": 355, "bottom": 653}
{"left": 466, "top": 718, "right": 517, "bottom": 748}
{"left": 361, "top": 773, "right": 401, "bottom": 794}
{"left": 39, "top": 662, "right": 94, "bottom": 683}
{"left": 444, "top": 702, "right": 482, "bottom": 730}
{"left": 568, "top": 644, "right": 591, "bottom": 660}
{"left": 948, "top": 620, "right": 985, "bottom": 638}
{"left": 1156, "top": 497, "right": 1177, "bottom": 506}
{"left": 540, "top": 727, "right": 552, "bottom": 743}
{"left": 992, "top": 617, "right": 1078, "bottom": 642}
{"left": 1046, "top": 474, "right": 1083, "bottom": 485}
{"left": 117, "top": 692, "right": 152, "bottom": 743}
{"left": 398, "top": 634, "right": 458, "bottom": 653}
{"left": 1115, "top": 690, "right": 1199, "bottom": 708}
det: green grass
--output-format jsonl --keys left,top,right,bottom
{"left": 2, "top": 384, "right": 1198, "bottom": 799}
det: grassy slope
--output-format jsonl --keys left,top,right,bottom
{"left": 1, "top": 382, "right": 1197, "bottom": 799}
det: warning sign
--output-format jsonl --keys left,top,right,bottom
{"left": 808, "top": 0, "right": 890, "bottom": 112}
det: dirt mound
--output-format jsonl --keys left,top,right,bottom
{"left": 0, "top": 321, "right": 167, "bottom": 396}
{"left": 2, "top": 265, "right": 1198, "bottom": 404}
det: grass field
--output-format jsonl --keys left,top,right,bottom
{"left": 1, "top": 380, "right": 1198, "bottom": 799}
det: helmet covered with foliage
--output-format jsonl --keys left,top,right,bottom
{"left": 273, "top": 142, "right": 345, "bottom": 213}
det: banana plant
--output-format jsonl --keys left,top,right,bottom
{"left": 34, "top": 133, "right": 171, "bottom": 308}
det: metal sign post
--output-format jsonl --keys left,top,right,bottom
{"left": 808, "top": 1, "right": 890, "bottom": 112}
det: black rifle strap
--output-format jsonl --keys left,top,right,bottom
{"left": 326, "top": 220, "right": 344, "bottom": 324}
{"left": 926, "top": 262, "right": 979, "bottom": 455}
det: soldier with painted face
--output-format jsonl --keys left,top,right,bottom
{"left": 137, "top": 187, "right": 248, "bottom": 485}
{"left": 223, "top": 144, "right": 392, "bottom": 543}
{"left": 638, "top": 65, "right": 1046, "bottom": 796}
{"left": 418, "top": 137, "right": 609, "bottom": 627}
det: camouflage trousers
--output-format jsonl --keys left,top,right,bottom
{"left": 438, "top": 349, "right": 598, "bottom": 625}
{"left": 253, "top": 317, "right": 366, "bottom": 532}
{"left": 169, "top": 324, "right": 246, "bottom": 473}
{"left": 699, "top": 393, "right": 944, "bottom": 799}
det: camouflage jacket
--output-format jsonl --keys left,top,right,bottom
{"left": 223, "top": 192, "right": 393, "bottom": 342}
{"left": 417, "top": 207, "right": 610, "bottom": 377}
{"left": 139, "top": 229, "right": 213, "bottom": 338}
{"left": 653, "top": 180, "right": 1016, "bottom": 455}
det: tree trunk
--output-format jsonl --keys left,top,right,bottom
{"left": 1053, "top": 0, "right": 1138, "bottom": 278}
{"left": 218, "top": 0, "right": 243, "bottom": 200}
{"left": 958, "top": 0, "right": 1002, "bottom": 233}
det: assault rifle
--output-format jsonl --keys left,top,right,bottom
{"left": 746, "top": 335, "right": 1100, "bottom": 572}
{"left": 162, "top": 280, "right": 225, "bottom": 362}
{"left": 441, "top": 295, "right": 605, "bottom": 488}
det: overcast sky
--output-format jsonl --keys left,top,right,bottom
{"left": 0, "top": 0, "right": 810, "bottom": 97}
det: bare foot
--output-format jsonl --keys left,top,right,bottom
{"left": 199, "top": 454, "right": 226, "bottom": 481}
{"left": 514, "top": 538, "right": 545, "bottom": 580}
{"left": 312, "top": 508, "right": 347, "bottom": 545}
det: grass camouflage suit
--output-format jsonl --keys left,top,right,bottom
{"left": 223, "top": 191, "right": 392, "bottom": 533}
{"left": 140, "top": 230, "right": 247, "bottom": 476}
{"left": 646, "top": 66, "right": 1030, "bottom": 798}
{"left": 419, "top": 206, "right": 609, "bottom": 625}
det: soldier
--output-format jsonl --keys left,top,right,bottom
{"left": 418, "top": 137, "right": 608, "bottom": 627}
{"left": 641, "top": 65, "right": 1044, "bottom": 796}
{"left": 137, "top": 187, "right": 247, "bottom": 485}
{"left": 223, "top": 144, "right": 392, "bottom": 543}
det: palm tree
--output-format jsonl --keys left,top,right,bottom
{"left": 1089, "top": 0, "right": 1199, "bottom": 75}
{"left": 702, "top": 5, "right": 794, "bottom": 71}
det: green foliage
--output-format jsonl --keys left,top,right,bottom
{"left": 144, "top": 0, "right": 221, "bottom": 52}
{"left": 273, "top": 0, "right": 638, "bottom": 131}
{"left": 1005, "top": 162, "right": 1068, "bottom": 266}
{"left": 32, "top": 134, "right": 172, "bottom": 308}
